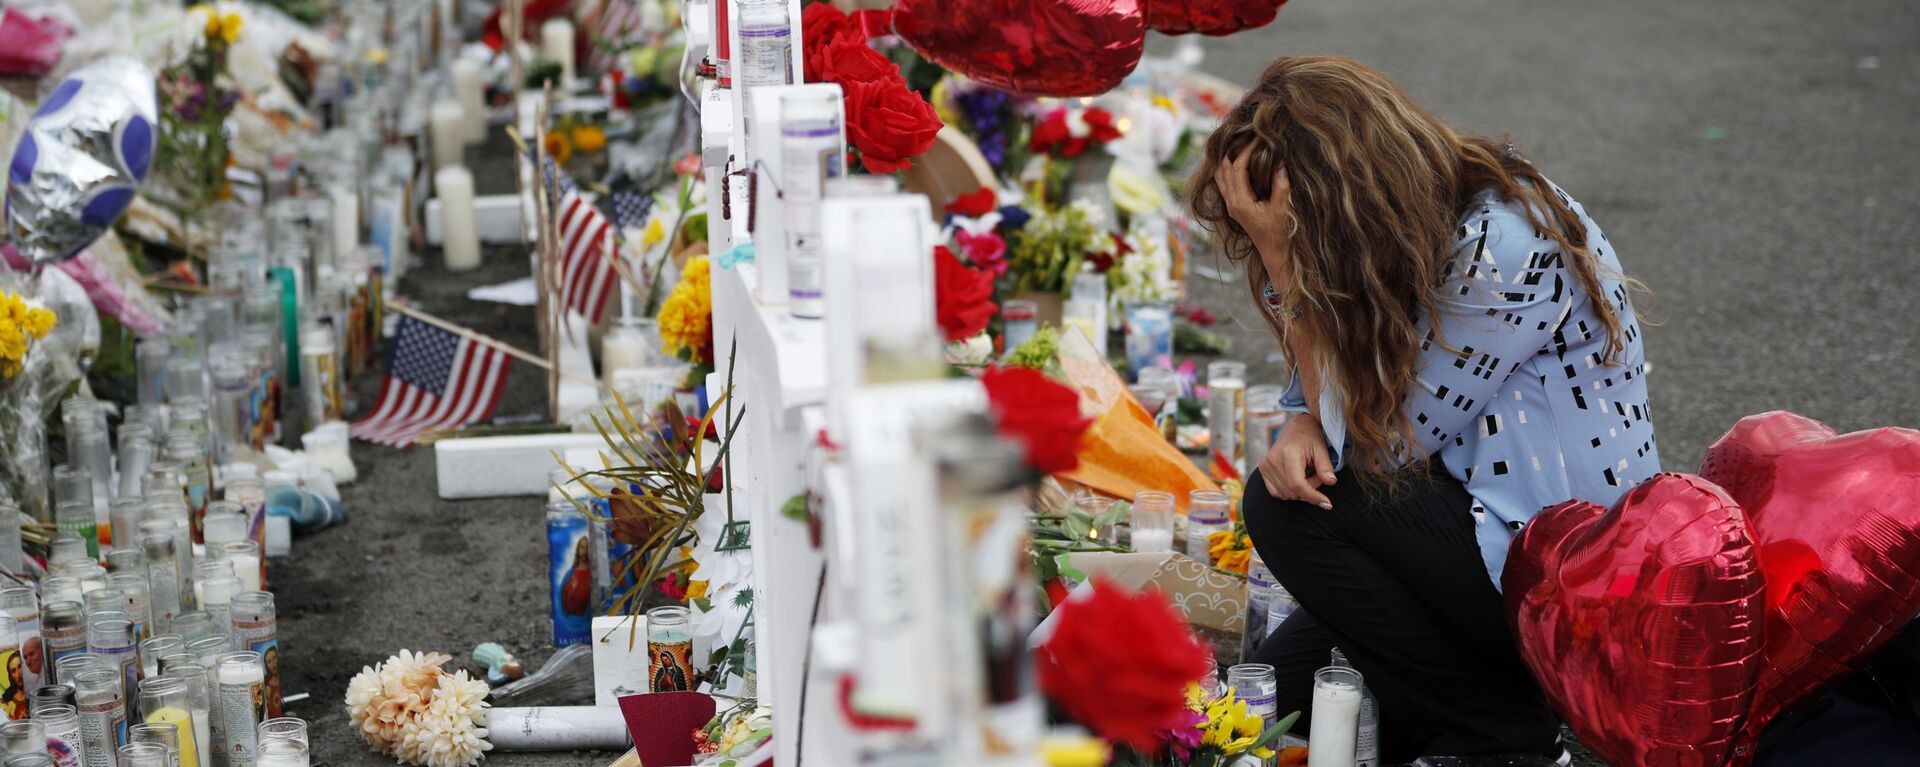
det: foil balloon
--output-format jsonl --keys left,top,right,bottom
{"left": 893, "top": 0, "right": 1145, "bottom": 98}
{"left": 1503, "top": 473, "right": 1765, "bottom": 767}
{"left": 1698, "top": 411, "right": 1920, "bottom": 756}
{"left": 1147, "top": 0, "right": 1288, "bottom": 36}
{"left": 5, "top": 56, "right": 158, "bottom": 266}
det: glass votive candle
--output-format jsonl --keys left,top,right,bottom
{"left": 646, "top": 606, "right": 694, "bottom": 692}
{"left": 170, "top": 612, "right": 215, "bottom": 644}
{"left": 1129, "top": 491, "right": 1176, "bottom": 553}
{"left": 257, "top": 737, "right": 309, "bottom": 767}
{"left": 258, "top": 717, "right": 308, "bottom": 746}
{"left": 1001, "top": 299, "right": 1039, "bottom": 352}
{"left": 0, "top": 719, "right": 42, "bottom": 754}
{"left": 116, "top": 741, "right": 170, "bottom": 767}
{"left": 1308, "top": 666, "right": 1365, "bottom": 767}
{"left": 218, "top": 541, "right": 264, "bottom": 593}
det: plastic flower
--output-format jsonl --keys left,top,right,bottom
{"left": 346, "top": 650, "right": 492, "bottom": 767}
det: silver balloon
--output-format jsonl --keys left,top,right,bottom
{"left": 5, "top": 56, "right": 158, "bottom": 266}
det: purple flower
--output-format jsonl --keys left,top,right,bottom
{"left": 1160, "top": 709, "right": 1207, "bottom": 759}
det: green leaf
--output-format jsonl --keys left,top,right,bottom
{"left": 1063, "top": 507, "right": 1095, "bottom": 541}
{"left": 1056, "top": 552, "right": 1086, "bottom": 583}
{"left": 1093, "top": 500, "right": 1131, "bottom": 531}
{"left": 779, "top": 493, "right": 810, "bottom": 522}
{"left": 1251, "top": 710, "right": 1301, "bottom": 750}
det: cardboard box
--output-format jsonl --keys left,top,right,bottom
{"left": 1068, "top": 551, "right": 1246, "bottom": 634}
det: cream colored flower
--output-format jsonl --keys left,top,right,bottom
{"left": 344, "top": 650, "right": 490, "bottom": 767}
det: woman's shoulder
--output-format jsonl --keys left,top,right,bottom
{"left": 1451, "top": 182, "right": 1586, "bottom": 267}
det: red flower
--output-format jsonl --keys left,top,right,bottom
{"left": 1082, "top": 107, "right": 1123, "bottom": 143}
{"left": 946, "top": 187, "right": 998, "bottom": 218}
{"left": 843, "top": 77, "right": 943, "bottom": 174}
{"left": 982, "top": 365, "right": 1092, "bottom": 475}
{"left": 816, "top": 38, "right": 902, "bottom": 85}
{"left": 673, "top": 154, "right": 703, "bottom": 177}
{"left": 657, "top": 571, "right": 688, "bottom": 601}
{"left": 801, "top": 4, "right": 896, "bottom": 81}
{"left": 482, "top": 0, "right": 572, "bottom": 50}
{"left": 1084, "top": 251, "right": 1115, "bottom": 273}
{"left": 1030, "top": 107, "right": 1125, "bottom": 159}
{"left": 954, "top": 229, "right": 1007, "bottom": 276}
{"left": 935, "top": 245, "right": 996, "bottom": 343}
{"left": 1037, "top": 579, "right": 1212, "bottom": 750}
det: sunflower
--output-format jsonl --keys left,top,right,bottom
{"left": 1209, "top": 528, "right": 1253, "bottom": 574}
{"left": 544, "top": 132, "right": 572, "bottom": 164}
{"left": 1203, "top": 689, "right": 1276, "bottom": 760}
{"left": 569, "top": 124, "right": 607, "bottom": 153}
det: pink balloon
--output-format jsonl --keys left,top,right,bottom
{"left": 893, "top": 0, "right": 1145, "bottom": 97}
{"left": 1699, "top": 411, "right": 1920, "bottom": 758}
{"left": 1504, "top": 473, "right": 1765, "bottom": 767}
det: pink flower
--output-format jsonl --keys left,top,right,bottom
{"left": 955, "top": 229, "right": 1008, "bottom": 276}
{"left": 1162, "top": 709, "right": 1207, "bottom": 759}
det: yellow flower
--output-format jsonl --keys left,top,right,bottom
{"left": 656, "top": 257, "right": 715, "bottom": 360}
{"left": 1209, "top": 529, "right": 1252, "bottom": 574}
{"left": 930, "top": 77, "right": 960, "bottom": 128}
{"left": 22, "top": 308, "right": 51, "bottom": 339}
{"left": 1203, "top": 690, "right": 1274, "bottom": 759}
{"left": 217, "top": 12, "right": 244, "bottom": 43}
{"left": 569, "top": 124, "right": 607, "bottom": 153}
{"left": 641, "top": 218, "right": 667, "bottom": 247}
{"left": 544, "top": 132, "right": 572, "bottom": 164}
{"left": 686, "top": 580, "right": 709, "bottom": 601}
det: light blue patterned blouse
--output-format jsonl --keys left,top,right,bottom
{"left": 1276, "top": 183, "right": 1659, "bottom": 589}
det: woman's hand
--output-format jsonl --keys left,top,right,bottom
{"left": 1260, "top": 414, "right": 1338, "bottom": 510}
{"left": 1213, "top": 147, "right": 1294, "bottom": 266}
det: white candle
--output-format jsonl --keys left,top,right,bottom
{"left": 1308, "top": 676, "right": 1363, "bottom": 767}
{"left": 600, "top": 325, "right": 649, "bottom": 382}
{"left": 435, "top": 166, "right": 482, "bottom": 272}
{"left": 429, "top": 99, "right": 466, "bottom": 170}
{"left": 230, "top": 553, "right": 263, "bottom": 593}
{"left": 1131, "top": 528, "right": 1174, "bottom": 554}
{"left": 540, "top": 18, "right": 576, "bottom": 85}
{"left": 329, "top": 185, "right": 359, "bottom": 264}
{"left": 451, "top": 59, "right": 488, "bottom": 143}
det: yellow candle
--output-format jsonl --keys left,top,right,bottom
{"left": 146, "top": 706, "right": 199, "bottom": 767}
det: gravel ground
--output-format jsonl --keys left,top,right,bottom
{"left": 285, "top": 2, "right": 1920, "bottom": 765}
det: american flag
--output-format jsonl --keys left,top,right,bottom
{"left": 350, "top": 316, "right": 512, "bottom": 447}
{"left": 543, "top": 157, "right": 620, "bottom": 324}
{"left": 590, "top": 0, "right": 644, "bottom": 71}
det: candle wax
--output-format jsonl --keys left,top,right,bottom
{"left": 1308, "top": 682, "right": 1362, "bottom": 767}
{"left": 1131, "top": 528, "right": 1174, "bottom": 554}
{"left": 147, "top": 706, "right": 200, "bottom": 767}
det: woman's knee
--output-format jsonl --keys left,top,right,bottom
{"left": 1242, "top": 468, "right": 1333, "bottom": 555}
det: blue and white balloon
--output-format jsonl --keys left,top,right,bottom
{"left": 5, "top": 56, "right": 157, "bottom": 266}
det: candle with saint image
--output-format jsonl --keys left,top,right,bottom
{"left": 1309, "top": 666, "right": 1364, "bottom": 767}
{"left": 435, "top": 166, "right": 481, "bottom": 272}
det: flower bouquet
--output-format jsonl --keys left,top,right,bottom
{"left": 345, "top": 650, "right": 493, "bottom": 767}
{"left": 154, "top": 5, "right": 246, "bottom": 214}
{"left": 0, "top": 286, "right": 58, "bottom": 522}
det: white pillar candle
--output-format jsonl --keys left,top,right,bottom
{"left": 329, "top": 185, "right": 359, "bottom": 265}
{"left": 1308, "top": 671, "right": 1363, "bottom": 767}
{"left": 429, "top": 99, "right": 467, "bottom": 170}
{"left": 435, "top": 166, "right": 483, "bottom": 272}
{"left": 540, "top": 18, "right": 576, "bottom": 85}
{"left": 600, "top": 324, "right": 649, "bottom": 382}
{"left": 1130, "top": 528, "right": 1174, "bottom": 553}
{"left": 450, "top": 59, "right": 488, "bottom": 143}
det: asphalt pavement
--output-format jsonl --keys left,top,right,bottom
{"left": 286, "top": 2, "right": 1920, "bottom": 764}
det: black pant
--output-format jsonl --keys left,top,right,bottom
{"left": 1243, "top": 464, "right": 1561, "bottom": 761}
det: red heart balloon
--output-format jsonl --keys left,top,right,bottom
{"left": 1504, "top": 474, "right": 1765, "bottom": 767}
{"left": 892, "top": 0, "right": 1145, "bottom": 97}
{"left": 1698, "top": 411, "right": 1920, "bottom": 755}
{"left": 1147, "top": 0, "right": 1288, "bottom": 36}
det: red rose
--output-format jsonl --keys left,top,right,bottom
{"left": 935, "top": 245, "right": 997, "bottom": 343}
{"left": 1082, "top": 107, "right": 1123, "bottom": 143}
{"left": 982, "top": 365, "right": 1092, "bottom": 475}
{"left": 946, "top": 187, "right": 997, "bottom": 218}
{"left": 816, "top": 39, "right": 903, "bottom": 86}
{"left": 843, "top": 78, "right": 943, "bottom": 174}
{"left": 1037, "top": 579, "right": 1212, "bottom": 750}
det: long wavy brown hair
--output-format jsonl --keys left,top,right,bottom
{"left": 1188, "top": 56, "right": 1632, "bottom": 480}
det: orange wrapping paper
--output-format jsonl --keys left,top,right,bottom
{"left": 1053, "top": 327, "right": 1218, "bottom": 513}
